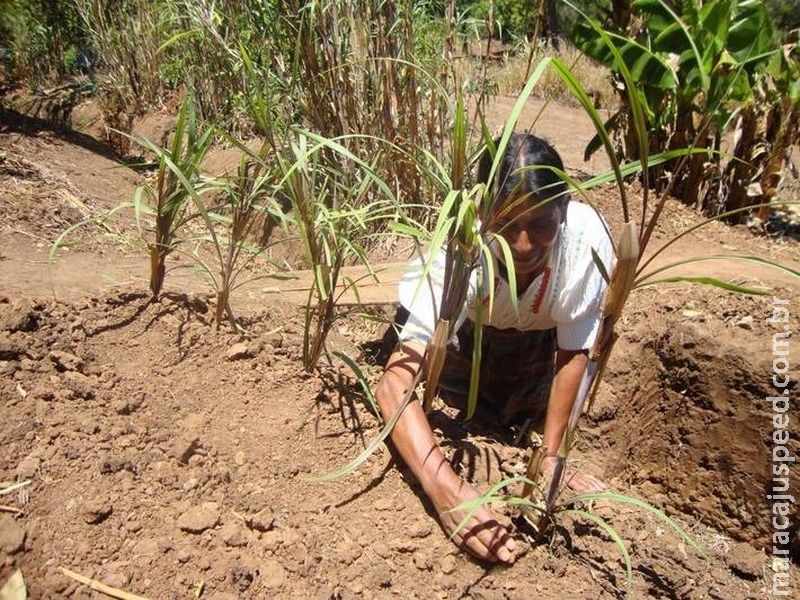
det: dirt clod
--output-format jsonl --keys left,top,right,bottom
{"left": 48, "top": 350, "right": 83, "bottom": 372}
{"left": 0, "top": 517, "right": 26, "bottom": 554}
{"left": 82, "top": 497, "right": 113, "bottom": 524}
{"left": 177, "top": 502, "right": 221, "bottom": 534}
{"left": 245, "top": 507, "right": 275, "bottom": 533}
{"left": 726, "top": 542, "right": 766, "bottom": 580}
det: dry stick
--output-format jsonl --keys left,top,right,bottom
{"left": 0, "top": 504, "right": 24, "bottom": 515}
{"left": 59, "top": 567, "right": 150, "bottom": 600}
{"left": 523, "top": 0, "right": 548, "bottom": 86}
{"left": 0, "top": 480, "right": 31, "bottom": 496}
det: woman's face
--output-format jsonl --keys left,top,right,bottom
{"left": 489, "top": 200, "right": 563, "bottom": 277}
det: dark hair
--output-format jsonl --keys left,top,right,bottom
{"left": 477, "top": 133, "right": 569, "bottom": 212}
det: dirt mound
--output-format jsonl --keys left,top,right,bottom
{"left": 597, "top": 287, "right": 799, "bottom": 551}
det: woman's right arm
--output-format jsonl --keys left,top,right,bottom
{"left": 375, "top": 341, "right": 517, "bottom": 563}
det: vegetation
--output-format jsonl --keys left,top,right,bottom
{"left": 6, "top": 0, "right": 798, "bottom": 591}
{"left": 570, "top": 0, "right": 799, "bottom": 220}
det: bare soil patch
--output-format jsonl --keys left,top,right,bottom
{"left": 1, "top": 101, "right": 798, "bottom": 598}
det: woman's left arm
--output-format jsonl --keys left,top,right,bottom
{"left": 541, "top": 348, "right": 589, "bottom": 458}
{"left": 540, "top": 347, "right": 606, "bottom": 491}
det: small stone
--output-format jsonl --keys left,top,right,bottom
{"left": 261, "top": 558, "right": 286, "bottom": 589}
{"left": 261, "top": 530, "right": 283, "bottom": 552}
{"left": 226, "top": 343, "right": 251, "bottom": 361}
{"left": 735, "top": 315, "right": 754, "bottom": 330}
{"left": 177, "top": 502, "right": 220, "bottom": 534}
{"left": 413, "top": 551, "right": 432, "bottom": 571}
{"left": 62, "top": 371, "right": 95, "bottom": 400}
{"left": 265, "top": 331, "right": 283, "bottom": 347}
{"left": 113, "top": 394, "right": 144, "bottom": 415}
{"left": 103, "top": 562, "right": 131, "bottom": 589}
{"left": 439, "top": 554, "right": 457, "bottom": 575}
{"left": 246, "top": 339, "right": 263, "bottom": 356}
{"left": 176, "top": 547, "right": 192, "bottom": 563}
{"left": 220, "top": 522, "right": 248, "bottom": 548}
{"left": 83, "top": 498, "right": 113, "bottom": 524}
{"left": 233, "top": 451, "right": 246, "bottom": 467}
{"left": 409, "top": 521, "right": 432, "bottom": 539}
{"left": 246, "top": 507, "right": 274, "bottom": 532}
{"left": 0, "top": 516, "right": 26, "bottom": 553}
{"left": 49, "top": 350, "right": 84, "bottom": 372}
{"left": 335, "top": 539, "right": 362, "bottom": 566}
{"left": 15, "top": 453, "right": 41, "bottom": 479}
{"left": 372, "top": 541, "right": 391, "bottom": 559}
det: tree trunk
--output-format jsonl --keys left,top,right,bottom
{"left": 545, "top": 0, "right": 560, "bottom": 50}
{"left": 721, "top": 105, "right": 758, "bottom": 223}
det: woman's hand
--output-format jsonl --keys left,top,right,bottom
{"left": 432, "top": 473, "right": 517, "bottom": 564}
{"left": 540, "top": 454, "right": 606, "bottom": 494}
{"left": 375, "top": 342, "right": 516, "bottom": 564}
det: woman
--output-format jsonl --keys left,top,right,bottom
{"left": 375, "top": 133, "right": 613, "bottom": 564}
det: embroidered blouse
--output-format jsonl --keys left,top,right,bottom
{"left": 398, "top": 201, "right": 614, "bottom": 351}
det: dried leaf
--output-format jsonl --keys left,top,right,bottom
{"left": 0, "top": 569, "right": 26, "bottom": 600}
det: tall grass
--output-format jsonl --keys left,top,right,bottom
{"left": 130, "top": 93, "right": 214, "bottom": 300}
{"left": 312, "top": 4, "right": 796, "bottom": 591}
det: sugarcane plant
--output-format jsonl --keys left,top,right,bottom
{"left": 130, "top": 92, "right": 215, "bottom": 300}
{"left": 185, "top": 141, "right": 288, "bottom": 329}
{"left": 446, "top": 6, "right": 796, "bottom": 593}
{"left": 273, "top": 130, "right": 403, "bottom": 372}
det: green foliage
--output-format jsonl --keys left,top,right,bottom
{"left": 191, "top": 145, "right": 287, "bottom": 329}
{"left": 0, "top": 0, "right": 85, "bottom": 84}
{"left": 273, "top": 130, "right": 400, "bottom": 371}
{"left": 570, "top": 0, "right": 798, "bottom": 218}
{"left": 130, "top": 93, "right": 215, "bottom": 300}
{"left": 461, "top": 0, "right": 540, "bottom": 41}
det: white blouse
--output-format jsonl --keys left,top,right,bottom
{"left": 398, "top": 201, "right": 614, "bottom": 351}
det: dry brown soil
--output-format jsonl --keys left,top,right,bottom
{"left": 0, "top": 97, "right": 798, "bottom": 599}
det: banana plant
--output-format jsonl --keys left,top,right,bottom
{"left": 570, "top": 0, "right": 785, "bottom": 212}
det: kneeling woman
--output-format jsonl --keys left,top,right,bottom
{"left": 375, "top": 133, "right": 613, "bottom": 563}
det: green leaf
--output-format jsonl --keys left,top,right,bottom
{"left": 332, "top": 351, "right": 381, "bottom": 420}
{"left": 570, "top": 9, "right": 678, "bottom": 90}
{"left": 569, "top": 491, "right": 707, "bottom": 559}
{"left": 636, "top": 276, "right": 770, "bottom": 296}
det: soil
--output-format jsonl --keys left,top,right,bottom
{"left": 1, "top": 96, "right": 799, "bottom": 600}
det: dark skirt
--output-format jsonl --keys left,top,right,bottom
{"left": 438, "top": 319, "right": 557, "bottom": 425}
